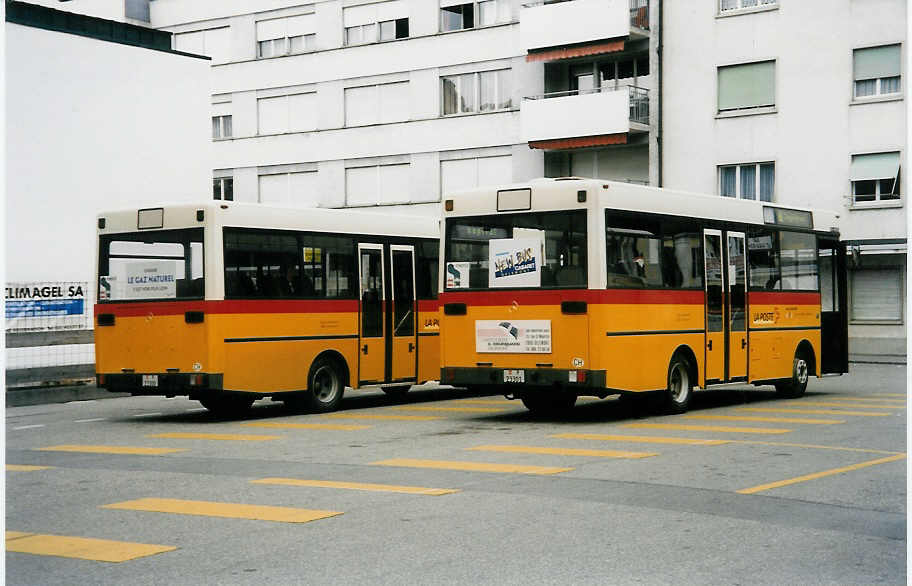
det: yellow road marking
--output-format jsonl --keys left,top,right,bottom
{"left": 467, "top": 444, "right": 656, "bottom": 459}
{"left": 6, "top": 532, "right": 34, "bottom": 541}
{"left": 792, "top": 401, "right": 904, "bottom": 409}
{"left": 729, "top": 440, "right": 903, "bottom": 455}
{"left": 820, "top": 397, "right": 905, "bottom": 404}
{"left": 102, "top": 498, "right": 342, "bottom": 523}
{"left": 323, "top": 413, "right": 442, "bottom": 421}
{"left": 147, "top": 432, "right": 280, "bottom": 441}
{"left": 684, "top": 414, "right": 844, "bottom": 425}
{"left": 869, "top": 393, "right": 906, "bottom": 398}
{"left": 6, "top": 465, "right": 52, "bottom": 471}
{"left": 551, "top": 433, "right": 730, "bottom": 446}
{"left": 624, "top": 423, "right": 791, "bottom": 434}
{"left": 6, "top": 532, "right": 176, "bottom": 562}
{"left": 372, "top": 458, "right": 573, "bottom": 475}
{"left": 240, "top": 422, "right": 370, "bottom": 431}
{"left": 456, "top": 399, "right": 513, "bottom": 405}
{"left": 737, "top": 454, "right": 906, "bottom": 495}
{"left": 737, "top": 407, "right": 891, "bottom": 417}
{"left": 252, "top": 478, "right": 459, "bottom": 495}
{"left": 395, "top": 406, "right": 506, "bottom": 413}
{"left": 36, "top": 445, "right": 186, "bottom": 455}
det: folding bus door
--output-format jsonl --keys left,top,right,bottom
{"left": 703, "top": 230, "right": 725, "bottom": 382}
{"left": 390, "top": 245, "right": 417, "bottom": 382}
{"left": 358, "top": 243, "right": 386, "bottom": 384}
{"left": 818, "top": 238, "right": 849, "bottom": 374}
{"left": 726, "top": 232, "right": 747, "bottom": 380}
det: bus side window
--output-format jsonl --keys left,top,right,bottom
{"left": 748, "top": 228, "right": 780, "bottom": 290}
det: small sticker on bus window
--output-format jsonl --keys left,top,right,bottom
{"left": 446, "top": 262, "right": 471, "bottom": 289}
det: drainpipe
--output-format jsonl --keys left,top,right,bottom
{"left": 657, "top": 0, "right": 664, "bottom": 187}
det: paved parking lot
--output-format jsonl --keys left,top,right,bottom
{"left": 6, "top": 363, "right": 906, "bottom": 585}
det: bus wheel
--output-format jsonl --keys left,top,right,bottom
{"left": 199, "top": 395, "right": 254, "bottom": 417}
{"left": 306, "top": 357, "right": 344, "bottom": 413}
{"left": 775, "top": 351, "right": 810, "bottom": 399}
{"left": 381, "top": 385, "right": 411, "bottom": 399}
{"left": 520, "top": 392, "right": 577, "bottom": 415}
{"left": 663, "top": 355, "right": 693, "bottom": 414}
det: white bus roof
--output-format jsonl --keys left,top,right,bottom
{"left": 97, "top": 201, "right": 439, "bottom": 239}
{"left": 443, "top": 178, "right": 841, "bottom": 234}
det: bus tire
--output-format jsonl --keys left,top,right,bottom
{"left": 381, "top": 384, "right": 411, "bottom": 398}
{"left": 663, "top": 354, "right": 693, "bottom": 414}
{"left": 306, "top": 356, "right": 345, "bottom": 412}
{"left": 775, "top": 351, "right": 810, "bottom": 399}
{"left": 520, "top": 392, "right": 577, "bottom": 415}
{"left": 199, "top": 395, "right": 255, "bottom": 417}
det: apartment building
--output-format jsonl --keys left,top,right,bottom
{"left": 662, "top": 0, "right": 907, "bottom": 357}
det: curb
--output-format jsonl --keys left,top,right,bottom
{"left": 6, "top": 385, "right": 128, "bottom": 407}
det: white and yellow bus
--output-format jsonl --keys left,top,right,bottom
{"left": 95, "top": 202, "right": 440, "bottom": 414}
{"left": 439, "top": 178, "right": 848, "bottom": 414}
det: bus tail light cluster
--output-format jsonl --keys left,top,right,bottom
{"left": 569, "top": 370, "right": 586, "bottom": 383}
{"left": 189, "top": 374, "right": 205, "bottom": 386}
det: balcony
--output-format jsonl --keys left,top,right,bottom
{"left": 521, "top": 0, "right": 649, "bottom": 58}
{"left": 521, "top": 86, "right": 649, "bottom": 149}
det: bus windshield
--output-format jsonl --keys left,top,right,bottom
{"left": 98, "top": 228, "right": 204, "bottom": 302}
{"left": 444, "top": 210, "right": 587, "bottom": 290}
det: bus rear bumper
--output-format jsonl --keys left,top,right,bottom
{"left": 97, "top": 373, "right": 224, "bottom": 396}
{"left": 441, "top": 367, "right": 606, "bottom": 389}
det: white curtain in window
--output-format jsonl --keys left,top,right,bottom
{"left": 740, "top": 165, "right": 756, "bottom": 200}
{"left": 346, "top": 166, "right": 378, "bottom": 206}
{"left": 258, "top": 96, "right": 287, "bottom": 134}
{"left": 379, "top": 164, "right": 410, "bottom": 204}
{"left": 851, "top": 268, "right": 902, "bottom": 321}
{"left": 379, "top": 82, "right": 410, "bottom": 123}
{"left": 288, "top": 93, "right": 317, "bottom": 132}
{"left": 259, "top": 174, "right": 289, "bottom": 204}
{"left": 758, "top": 164, "right": 774, "bottom": 201}
{"left": 345, "top": 86, "right": 380, "bottom": 126}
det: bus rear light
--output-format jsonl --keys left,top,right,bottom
{"left": 569, "top": 370, "right": 586, "bottom": 383}
{"left": 97, "top": 374, "right": 105, "bottom": 385}
{"left": 190, "top": 374, "right": 204, "bottom": 386}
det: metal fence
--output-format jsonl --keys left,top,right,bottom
{"left": 630, "top": 0, "right": 649, "bottom": 29}
{"left": 629, "top": 86, "right": 650, "bottom": 125}
{"left": 5, "top": 281, "right": 95, "bottom": 388}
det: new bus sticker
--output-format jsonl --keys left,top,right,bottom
{"left": 488, "top": 238, "right": 541, "bottom": 288}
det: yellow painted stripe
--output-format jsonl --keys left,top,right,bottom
{"left": 550, "top": 433, "right": 730, "bottom": 446}
{"left": 792, "top": 401, "right": 904, "bottom": 409}
{"left": 36, "top": 445, "right": 186, "bottom": 455}
{"left": 684, "top": 414, "right": 843, "bottom": 425}
{"left": 102, "top": 498, "right": 342, "bottom": 523}
{"left": 252, "top": 478, "right": 459, "bottom": 496}
{"left": 729, "top": 440, "right": 903, "bottom": 455}
{"left": 240, "top": 422, "right": 370, "bottom": 431}
{"left": 6, "top": 465, "right": 52, "bottom": 471}
{"left": 6, "top": 532, "right": 176, "bottom": 562}
{"left": 467, "top": 444, "right": 656, "bottom": 459}
{"left": 820, "top": 397, "right": 905, "bottom": 404}
{"left": 6, "top": 532, "right": 34, "bottom": 541}
{"left": 625, "top": 423, "right": 791, "bottom": 435}
{"left": 737, "top": 454, "right": 906, "bottom": 495}
{"left": 323, "top": 413, "right": 442, "bottom": 421}
{"left": 456, "top": 399, "right": 513, "bottom": 405}
{"left": 147, "top": 432, "right": 280, "bottom": 441}
{"left": 869, "top": 393, "right": 906, "bottom": 398}
{"left": 395, "top": 406, "right": 506, "bottom": 413}
{"left": 737, "top": 407, "right": 891, "bottom": 417}
{"left": 372, "top": 458, "right": 573, "bottom": 475}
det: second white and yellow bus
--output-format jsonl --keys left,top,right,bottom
{"left": 95, "top": 202, "right": 440, "bottom": 414}
{"left": 439, "top": 178, "right": 848, "bottom": 414}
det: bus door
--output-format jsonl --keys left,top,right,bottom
{"left": 726, "top": 232, "right": 747, "bottom": 380}
{"left": 390, "top": 245, "right": 417, "bottom": 382}
{"left": 703, "top": 230, "right": 725, "bottom": 382}
{"left": 358, "top": 243, "right": 386, "bottom": 384}
{"left": 818, "top": 237, "right": 849, "bottom": 374}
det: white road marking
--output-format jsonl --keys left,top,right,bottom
{"left": 74, "top": 418, "right": 106, "bottom": 423}
{"left": 186, "top": 408, "right": 208, "bottom": 413}
{"left": 13, "top": 425, "right": 45, "bottom": 430}
{"left": 131, "top": 413, "right": 163, "bottom": 418}
{"left": 65, "top": 400, "right": 97, "bottom": 405}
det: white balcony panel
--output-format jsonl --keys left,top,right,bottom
{"left": 520, "top": 0, "right": 628, "bottom": 52}
{"left": 521, "top": 90, "right": 629, "bottom": 143}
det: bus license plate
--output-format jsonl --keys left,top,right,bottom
{"left": 142, "top": 375, "right": 158, "bottom": 388}
{"left": 503, "top": 369, "right": 524, "bottom": 383}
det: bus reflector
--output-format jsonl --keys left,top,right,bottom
{"left": 444, "top": 303, "right": 467, "bottom": 315}
{"left": 190, "top": 375, "right": 204, "bottom": 386}
{"left": 445, "top": 199, "right": 454, "bottom": 211}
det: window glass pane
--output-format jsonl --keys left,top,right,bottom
{"left": 618, "top": 59, "right": 635, "bottom": 80}
{"left": 224, "top": 229, "right": 297, "bottom": 299}
{"left": 460, "top": 73, "right": 476, "bottom": 112}
{"left": 704, "top": 234, "right": 723, "bottom": 332}
{"left": 392, "top": 250, "right": 415, "bottom": 336}
{"left": 742, "top": 0, "right": 758, "bottom": 7}
{"left": 380, "top": 20, "right": 395, "bottom": 40}
{"left": 223, "top": 178, "right": 233, "bottom": 201}
{"left": 440, "top": 5, "right": 465, "bottom": 31}
{"left": 445, "top": 211, "right": 587, "bottom": 289}
{"left": 442, "top": 76, "right": 458, "bottom": 115}
{"left": 416, "top": 241, "right": 439, "bottom": 300}
{"left": 779, "top": 231, "right": 817, "bottom": 291}
{"left": 258, "top": 40, "right": 272, "bottom": 58}
{"left": 479, "top": 70, "right": 497, "bottom": 111}
{"left": 346, "top": 26, "right": 362, "bottom": 45}
{"left": 881, "top": 76, "right": 901, "bottom": 94}
{"left": 360, "top": 248, "right": 384, "bottom": 337}
{"left": 748, "top": 229, "right": 779, "bottom": 290}
{"left": 289, "top": 35, "right": 304, "bottom": 52}
{"left": 222, "top": 116, "right": 232, "bottom": 138}
{"left": 599, "top": 63, "right": 616, "bottom": 85}
{"left": 851, "top": 268, "right": 902, "bottom": 321}
{"left": 720, "top": 166, "right": 737, "bottom": 197}
{"left": 718, "top": 61, "right": 775, "bottom": 111}
{"left": 363, "top": 23, "right": 377, "bottom": 43}
{"left": 395, "top": 18, "right": 409, "bottom": 38}
{"left": 101, "top": 228, "right": 204, "bottom": 301}
{"left": 322, "top": 236, "right": 355, "bottom": 298}
{"left": 636, "top": 55, "right": 650, "bottom": 77}
{"left": 720, "top": 0, "right": 739, "bottom": 10}
{"left": 213, "top": 178, "right": 221, "bottom": 200}
{"left": 855, "top": 79, "right": 876, "bottom": 97}
{"left": 212, "top": 117, "right": 221, "bottom": 139}
{"left": 740, "top": 165, "right": 756, "bottom": 200}
{"left": 853, "top": 179, "right": 877, "bottom": 202}
{"left": 604, "top": 213, "right": 661, "bottom": 288}
{"left": 880, "top": 178, "right": 899, "bottom": 200}
{"left": 758, "top": 163, "right": 774, "bottom": 202}
{"left": 497, "top": 70, "right": 512, "bottom": 109}
{"left": 661, "top": 218, "right": 703, "bottom": 288}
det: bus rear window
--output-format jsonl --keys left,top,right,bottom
{"left": 98, "top": 228, "right": 204, "bottom": 302}
{"left": 444, "top": 210, "right": 587, "bottom": 290}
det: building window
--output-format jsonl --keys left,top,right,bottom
{"left": 174, "top": 27, "right": 230, "bottom": 64}
{"left": 213, "top": 177, "right": 234, "bottom": 201}
{"left": 440, "top": 0, "right": 509, "bottom": 32}
{"left": 442, "top": 70, "right": 512, "bottom": 116}
{"left": 258, "top": 171, "right": 317, "bottom": 206}
{"left": 344, "top": 82, "right": 410, "bottom": 127}
{"left": 853, "top": 45, "right": 902, "bottom": 99}
{"left": 256, "top": 15, "right": 316, "bottom": 58}
{"left": 850, "top": 152, "right": 901, "bottom": 204}
{"left": 719, "top": 163, "right": 775, "bottom": 201}
{"left": 344, "top": 2, "right": 409, "bottom": 45}
{"left": 257, "top": 93, "right": 317, "bottom": 135}
{"left": 441, "top": 155, "right": 512, "bottom": 195}
{"left": 212, "top": 115, "right": 232, "bottom": 139}
{"left": 345, "top": 163, "right": 411, "bottom": 206}
{"left": 345, "top": 18, "right": 408, "bottom": 45}
{"left": 850, "top": 267, "right": 903, "bottom": 322}
{"left": 718, "top": 60, "right": 775, "bottom": 113}
{"left": 720, "top": 0, "right": 777, "bottom": 12}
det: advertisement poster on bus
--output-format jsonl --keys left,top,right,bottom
{"left": 488, "top": 238, "right": 541, "bottom": 288}
{"left": 475, "top": 320, "right": 552, "bottom": 353}
{"left": 121, "top": 262, "right": 178, "bottom": 300}
{"left": 445, "top": 262, "right": 471, "bottom": 289}
{"left": 5, "top": 282, "right": 90, "bottom": 332}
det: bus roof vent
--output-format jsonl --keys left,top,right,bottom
{"left": 554, "top": 176, "right": 586, "bottom": 181}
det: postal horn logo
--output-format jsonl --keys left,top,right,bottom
{"left": 498, "top": 321, "right": 519, "bottom": 340}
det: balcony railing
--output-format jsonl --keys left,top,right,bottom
{"left": 525, "top": 86, "right": 650, "bottom": 125}
{"left": 522, "top": 0, "right": 649, "bottom": 31}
